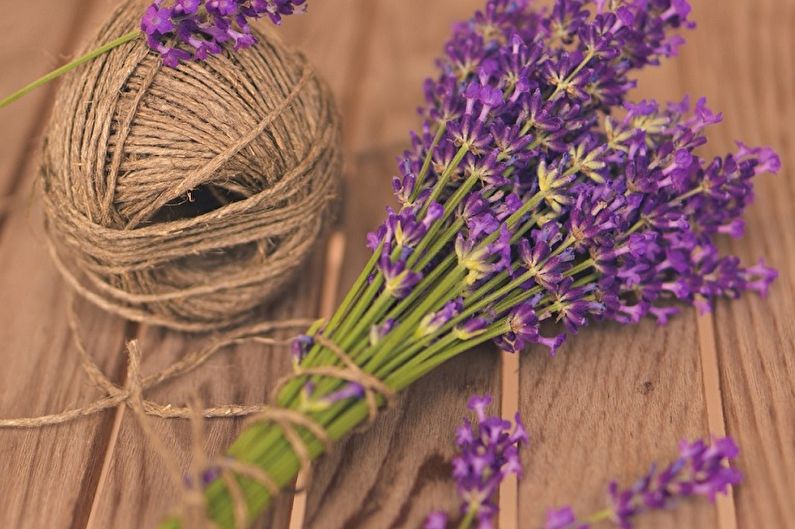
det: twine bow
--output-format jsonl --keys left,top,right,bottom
{"left": 1, "top": 297, "right": 397, "bottom": 529}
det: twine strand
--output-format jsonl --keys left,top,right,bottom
{"left": 0, "top": 294, "right": 314, "bottom": 429}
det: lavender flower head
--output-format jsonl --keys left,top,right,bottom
{"left": 425, "top": 395, "right": 528, "bottom": 529}
{"left": 545, "top": 436, "right": 741, "bottom": 529}
{"left": 361, "top": 0, "right": 780, "bottom": 360}
{"left": 141, "top": 0, "right": 308, "bottom": 66}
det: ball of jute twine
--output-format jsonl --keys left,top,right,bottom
{"left": 41, "top": 0, "right": 342, "bottom": 332}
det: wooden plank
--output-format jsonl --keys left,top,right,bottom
{"left": 2, "top": 2, "right": 792, "bottom": 529}
{"left": 344, "top": 0, "right": 485, "bottom": 151}
{"left": 515, "top": 3, "right": 718, "bottom": 528}
{"left": 83, "top": 248, "right": 328, "bottom": 529}
{"left": 682, "top": 1, "right": 795, "bottom": 527}
{"left": 517, "top": 1, "right": 795, "bottom": 528}
{"left": 0, "top": 2, "right": 133, "bottom": 529}
{"left": 0, "top": 1, "right": 93, "bottom": 192}
{"left": 302, "top": 2, "right": 501, "bottom": 528}
{"left": 518, "top": 317, "right": 716, "bottom": 528}
{"left": 303, "top": 149, "right": 501, "bottom": 529}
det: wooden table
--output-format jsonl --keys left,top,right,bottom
{"left": 1, "top": 1, "right": 793, "bottom": 528}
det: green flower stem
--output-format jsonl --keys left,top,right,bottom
{"left": 388, "top": 270, "right": 537, "bottom": 371}
{"left": 323, "top": 244, "right": 382, "bottom": 336}
{"left": 410, "top": 121, "right": 449, "bottom": 202}
{"left": 364, "top": 266, "right": 467, "bottom": 371}
{"left": 408, "top": 169, "right": 477, "bottom": 269}
{"left": 278, "top": 244, "right": 384, "bottom": 406}
{"left": 362, "top": 207, "right": 565, "bottom": 380}
{"left": 424, "top": 144, "right": 469, "bottom": 212}
{"left": 299, "top": 256, "right": 465, "bottom": 402}
{"left": 583, "top": 508, "right": 613, "bottom": 525}
{"left": 158, "top": 113, "right": 651, "bottom": 529}
{"left": 0, "top": 30, "right": 141, "bottom": 109}
{"left": 457, "top": 503, "right": 479, "bottom": 529}
{"left": 384, "top": 253, "right": 457, "bottom": 323}
{"left": 303, "top": 253, "right": 460, "bottom": 401}
{"left": 337, "top": 289, "right": 393, "bottom": 352}
{"left": 407, "top": 323, "right": 511, "bottom": 378}
{"left": 349, "top": 255, "right": 459, "bottom": 360}
{"left": 415, "top": 219, "right": 465, "bottom": 269}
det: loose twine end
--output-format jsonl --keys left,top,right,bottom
{"left": 0, "top": 296, "right": 397, "bottom": 529}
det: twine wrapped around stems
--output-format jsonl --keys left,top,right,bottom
{"left": 40, "top": 0, "right": 342, "bottom": 331}
{"left": 0, "top": 293, "right": 396, "bottom": 529}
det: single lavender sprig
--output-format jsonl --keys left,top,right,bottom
{"left": 0, "top": 0, "right": 308, "bottom": 108}
{"left": 141, "top": 0, "right": 308, "bottom": 66}
{"left": 425, "top": 395, "right": 528, "bottom": 529}
{"left": 159, "top": 1, "right": 779, "bottom": 527}
{"left": 544, "top": 437, "right": 742, "bottom": 529}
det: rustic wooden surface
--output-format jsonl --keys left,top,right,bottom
{"left": 0, "top": 1, "right": 793, "bottom": 529}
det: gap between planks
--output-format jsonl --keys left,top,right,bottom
{"left": 288, "top": 231, "right": 347, "bottom": 529}
{"left": 696, "top": 310, "right": 739, "bottom": 529}
{"left": 287, "top": 2, "right": 382, "bottom": 527}
{"left": 499, "top": 350, "right": 520, "bottom": 529}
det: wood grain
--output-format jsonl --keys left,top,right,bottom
{"left": 0, "top": 3, "right": 131, "bottom": 529}
{"left": 681, "top": 2, "right": 795, "bottom": 527}
{"left": 0, "top": 1, "right": 793, "bottom": 529}
{"left": 518, "top": 316, "right": 717, "bottom": 528}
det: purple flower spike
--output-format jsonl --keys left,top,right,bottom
{"left": 290, "top": 334, "right": 313, "bottom": 364}
{"left": 141, "top": 0, "right": 309, "bottom": 66}
{"left": 321, "top": 383, "right": 365, "bottom": 406}
{"left": 442, "top": 395, "right": 528, "bottom": 529}
{"left": 362, "top": 0, "right": 780, "bottom": 364}
{"left": 609, "top": 436, "right": 742, "bottom": 528}
{"left": 545, "top": 436, "right": 741, "bottom": 529}
{"left": 544, "top": 507, "right": 587, "bottom": 529}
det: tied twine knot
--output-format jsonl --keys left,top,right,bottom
{"left": 168, "top": 332, "right": 395, "bottom": 529}
{"left": 0, "top": 296, "right": 396, "bottom": 529}
{"left": 41, "top": 0, "right": 342, "bottom": 332}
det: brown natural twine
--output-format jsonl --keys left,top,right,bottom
{"left": 0, "top": 296, "right": 396, "bottom": 529}
{"left": 0, "top": 293, "right": 315, "bottom": 428}
{"left": 40, "top": 0, "right": 342, "bottom": 332}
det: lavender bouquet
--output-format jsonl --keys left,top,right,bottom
{"left": 147, "top": 0, "right": 777, "bottom": 527}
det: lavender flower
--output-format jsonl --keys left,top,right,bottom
{"left": 425, "top": 395, "right": 528, "bottom": 529}
{"left": 141, "top": 0, "right": 308, "bottom": 66}
{"left": 545, "top": 436, "right": 742, "bottom": 529}
{"left": 361, "top": 0, "right": 779, "bottom": 362}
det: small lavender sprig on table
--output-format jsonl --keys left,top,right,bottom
{"left": 423, "top": 398, "right": 740, "bottom": 529}
{"left": 425, "top": 395, "right": 528, "bottom": 529}
{"left": 159, "top": 1, "right": 778, "bottom": 527}
{"left": 0, "top": 0, "right": 307, "bottom": 108}
{"left": 545, "top": 437, "right": 741, "bottom": 529}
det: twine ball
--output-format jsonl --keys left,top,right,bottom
{"left": 41, "top": 0, "right": 341, "bottom": 332}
